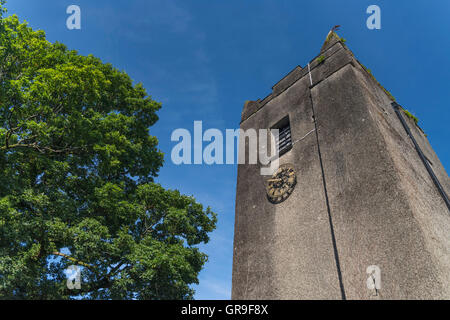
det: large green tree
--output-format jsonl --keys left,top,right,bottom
{"left": 0, "top": 2, "right": 216, "bottom": 299}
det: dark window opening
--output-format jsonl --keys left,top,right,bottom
{"left": 272, "top": 116, "right": 292, "bottom": 156}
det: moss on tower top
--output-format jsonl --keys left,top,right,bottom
{"left": 320, "top": 31, "right": 342, "bottom": 52}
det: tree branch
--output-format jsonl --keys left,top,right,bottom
{"left": 0, "top": 142, "right": 85, "bottom": 154}
{"left": 51, "top": 251, "right": 96, "bottom": 270}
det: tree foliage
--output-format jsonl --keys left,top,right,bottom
{"left": 0, "top": 3, "right": 217, "bottom": 299}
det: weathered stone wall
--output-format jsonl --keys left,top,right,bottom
{"left": 232, "top": 38, "right": 450, "bottom": 299}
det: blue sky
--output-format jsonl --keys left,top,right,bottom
{"left": 6, "top": 0, "right": 449, "bottom": 299}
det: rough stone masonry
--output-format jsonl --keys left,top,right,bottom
{"left": 232, "top": 32, "right": 450, "bottom": 299}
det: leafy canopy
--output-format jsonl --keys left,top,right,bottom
{"left": 0, "top": 2, "right": 217, "bottom": 299}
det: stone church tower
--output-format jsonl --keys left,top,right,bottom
{"left": 232, "top": 32, "right": 450, "bottom": 299}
